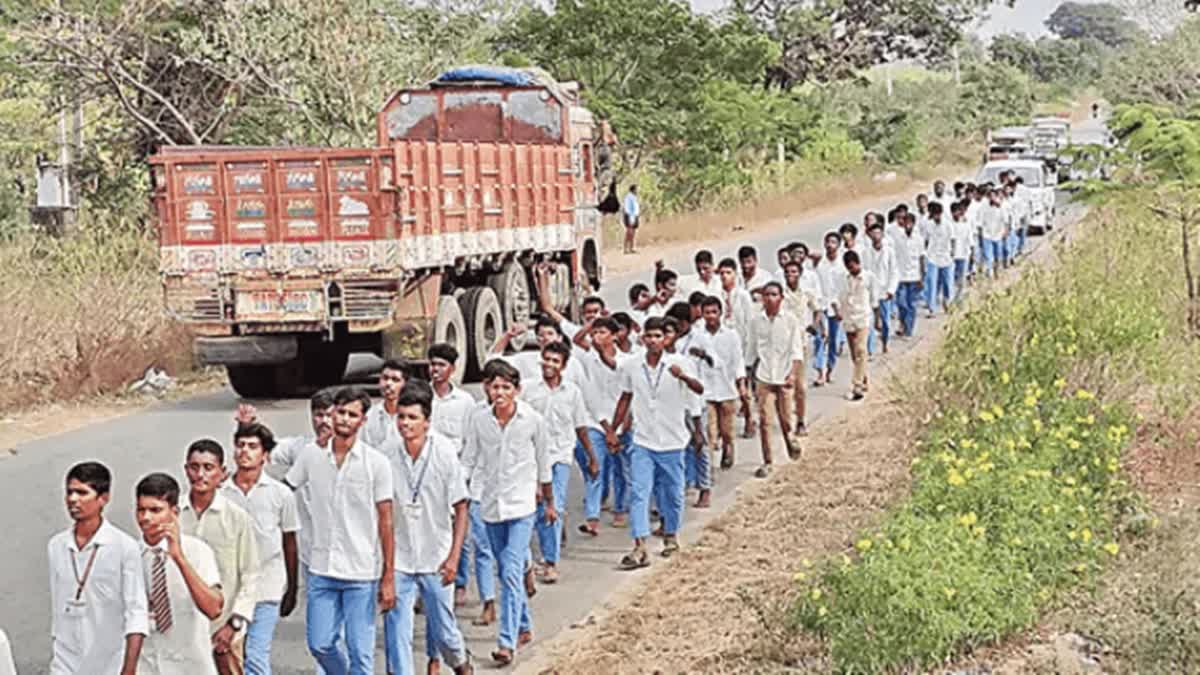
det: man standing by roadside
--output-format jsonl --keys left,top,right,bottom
{"left": 461, "top": 361, "right": 553, "bottom": 666}
{"left": 746, "top": 282, "right": 805, "bottom": 478}
{"left": 134, "top": 472, "right": 224, "bottom": 675}
{"left": 381, "top": 381, "right": 474, "bottom": 675}
{"left": 286, "top": 387, "right": 396, "bottom": 675}
{"left": 623, "top": 185, "right": 640, "bottom": 254}
{"left": 48, "top": 462, "right": 148, "bottom": 675}
{"left": 220, "top": 424, "right": 300, "bottom": 675}
{"left": 179, "top": 440, "right": 259, "bottom": 675}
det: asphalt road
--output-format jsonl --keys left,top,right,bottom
{"left": 0, "top": 145, "right": 1097, "bottom": 672}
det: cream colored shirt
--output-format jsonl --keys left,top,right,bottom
{"left": 746, "top": 310, "right": 805, "bottom": 385}
{"left": 180, "top": 492, "right": 259, "bottom": 631}
{"left": 838, "top": 271, "right": 878, "bottom": 333}
{"left": 219, "top": 473, "right": 300, "bottom": 603}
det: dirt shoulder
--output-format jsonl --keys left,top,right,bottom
{"left": 521, "top": 206, "right": 1088, "bottom": 675}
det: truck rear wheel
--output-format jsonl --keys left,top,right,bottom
{"left": 227, "top": 365, "right": 281, "bottom": 399}
{"left": 489, "top": 262, "right": 532, "bottom": 351}
{"left": 458, "top": 286, "right": 502, "bottom": 380}
{"left": 432, "top": 296, "right": 467, "bottom": 386}
{"left": 302, "top": 342, "right": 349, "bottom": 389}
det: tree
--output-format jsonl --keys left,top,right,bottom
{"left": 1045, "top": 2, "right": 1143, "bottom": 47}
{"left": 1102, "top": 17, "right": 1200, "bottom": 110}
{"left": 953, "top": 62, "right": 1033, "bottom": 138}
{"left": 731, "top": 0, "right": 1006, "bottom": 88}
{"left": 989, "top": 34, "right": 1041, "bottom": 74}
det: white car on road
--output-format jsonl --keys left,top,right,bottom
{"left": 976, "top": 159, "right": 1056, "bottom": 234}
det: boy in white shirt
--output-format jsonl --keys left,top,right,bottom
{"left": 836, "top": 251, "right": 879, "bottom": 401}
{"left": 647, "top": 268, "right": 681, "bottom": 318}
{"left": 737, "top": 245, "right": 776, "bottom": 294}
{"left": 285, "top": 387, "right": 396, "bottom": 675}
{"left": 521, "top": 341, "right": 596, "bottom": 583}
{"left": 813, "top": 231, "right": 846, "bottom": 387}
{"left": 489, "top": 316, "right": 587, "bottom": 389}
{"left": 571, "top": 317, "right": 631, "bottom": 533}
{"left": 381, "top": 381, "right": 473, "bottom": 675}
{"left": 666, "top": 302, "right": 714, "bottom": 506}
{"left": 611, "top": 317, "right": 705, "bottom": 567}
{"left": 362, "top": 359, "right": 408, "bottom": 449}
{"left": 746, "top": 283, "right": 805, "bottom": 478}
{"left": 48, "top": 462, "right": 148, "bottom": 675}
{"left": 862, "top": 222, "right": 899, "bottom": 355}
{"left": 134, "top": 473, "right": 224, "bottom": 675}
{"left": 894, "top": 213, "right": 926, "bottom": 338}
{"left": 699, "top": 296, "right": 747, "bottom": 476}
{"left": 978, "top": 188, "right": 1009, "bottom": 278}
{"left": 924, "top": 202, "right": 956, "bottom": 317}
{"left": 220, "top": 423, "right": 301, "bottom": 675}
{"left": 780, "top": 261, "right": 821, "bottom": 434}
{"left": 460, "top": 361, "right": 553, "bottom": 666}
{"left": 679, "top": 249, "right": 722, "bottom": 296}
{"left": 428, "top": 344, "right": 475, "bottom": 453}
{"left": 717, "top": 258, "right": 756, "bottom": 437}
{"left": 625, "top": 283, "right": 653, "bottom": 328}
{"left": 950, "top": 201, "right": 973, "bottom": 301}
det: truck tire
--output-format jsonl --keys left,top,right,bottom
{"left": 227, "top": 365, "right": 279, "bottom": 399}
{"left": 489, "top": 262, "right": 532, "bottom": 351}
{"left": 303, "top": 342, "right": 349, "bottom": 389}
{"left": 458, "top": 286, "right": 502, "bottom": 380}
{"left": 432, "top": 296, "right": 467, "bottom": 386}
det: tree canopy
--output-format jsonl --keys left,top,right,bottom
{"left": 1045, "top": 2, "right": 1143, "bottom": 47}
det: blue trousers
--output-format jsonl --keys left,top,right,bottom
{"left": 578, "top": 432, "right": 603, "bottom": 520}
{"left": 598, "top": 431, "right": 631, "bottom": 513}
{"left": 931, "top": 265, "right": 953, "bottom": 313}
{"left": 868, "top": 297, "right": 893, "bottom": 354}
{"left": 981, "top": 238, "right": 1002, "bottom": 274}
{"left": 454, "top": 501, "right": 496, "bottom": 604}
{"left": 629, "top": 445, "right": 685, "bottom": 540}
{"left": 536, "top": 462, "right": 570, "bottom": 564}
{"left": 384, "top": 573, "right": 468, "bottom": 675}
{"left": 953, "top": 259, "right": 968, "bottom": 299}
{"left": 812, "top": 314, "right": 842, "bottom": 374}
{"left": 922, "top": 260, "right": 937, "bottom": 308}
{"left": 1016, "top": 224, "right": 1027, "bottom": 255}
{"left": 897, "top": 281, "right": 921, "bottom": 337}
{"left": 484, "top": 515, "right": 535, "bottom": 650}
{"left": 245, "top": 601, "right": 280, "bottom": 675}
{"left": 305, "top": 573, "right": 378, "bottom": 675}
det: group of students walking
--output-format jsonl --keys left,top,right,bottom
{"left": 44, "top": 172, "right": 1042, "bottom": 675}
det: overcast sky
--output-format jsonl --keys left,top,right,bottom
{"left": 687, "top": 0, "right": 1099, "bottom": 40}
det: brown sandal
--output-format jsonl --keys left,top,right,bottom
{"left": 491, "top": 648, "right": 513, "bottom": 666}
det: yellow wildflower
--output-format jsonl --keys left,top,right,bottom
{"left": 979, "top": 411, "right": 995, "bottom": 423}
{"left": 1076, "top": 389, "right": 1095, "bottom": 400}
{"left": 1068, "top": 439, "right": 1082, "bottom": 450}
{"left": 943, "top": 587, "right": 957, "bottom": 599}
{"left": 818, "top": 606, "right": 828, "bottom": 617}
{"left": 1081, "top": 529, "right": 1093, "bottom": 543}
{"left": 1024, "top": 395, "right": 1038, "bottom": 408}
{"left": 802, "top": 558, "right": 813, "bottom": 568}
{"left": 811, "top": 588, "right": 823, "bottom": 601}
{"left": 973, "top": 526, "right": 986, "bottom": 538}
{"left": 992, "top": 404, "right": 1005, "bottom": 418}
{"left": 1103, "top": 542, "right": 1120, "bottom": 556}
{"left": 793, "top": 571, "right": 807, "bottom": 582}
{"left": 1001, "top": 371, "right": 1011, "bottom": 384}
{"left": 855, "top": 538, "right": 873, "bottom": 552}
{"left": 947, "top": 469, "right": 966, "bottom": 487}
{"left": 1054, "top": 378, "right": 1067, "bottom": 389}
{"left": 1033, "top": 419, "right": 1043, "bottom": 433}
{"left": 959, "top": 512, "right": 978, "bottom": 527}
{"left": 1068, "top": 530, "right": 1077, "bottom": 541}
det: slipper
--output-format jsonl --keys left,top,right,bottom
{"left": 720, "top": 453, "right": 734, "bottom": 469}
{"left": 754, "top": 465, "right": 771, "bottom": 479}
{"left": 651, "top": 525, "right": 665, "bottom": 538}
{"left": 577, "top": 523, "right": 599, "bottom": 537}
{"left": 661, "top": 540, "right": 680, "bottom": 558}
{"left": 491, "top": 649, "right": 513, "bottom": 666}
{"left": 619, "top": 551, "right": 651, "bottom": 570}
{"left": 518, "top": 631, "right": 533, "bottom": 647}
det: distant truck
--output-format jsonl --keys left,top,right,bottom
{"left": 985, "top": 126, "right": 1032, "bottom": 161}
{"left": 151, "top": 67, "right": 606, "bottom": 397}
{"left": 1031, "top": 115, "right": 1072, "bottom": 180}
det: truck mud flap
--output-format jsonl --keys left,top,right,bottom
{"left": 194, "top": 336, "right": 299, "bottom": 366}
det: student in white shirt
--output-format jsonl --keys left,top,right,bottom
{"left": 862, "top": 223, "right": 899, "bottom": 355}
{"left": 965, "top": 185, "right": 985, "bottom": 277}
{"left": 915, "top": 193, "right": 937, "bottom": 310}
{"left": 894, "top": 213, "right": 926, "bottom": 339}
{"left": 679, "top": 249, "right": 722, "bottom": 297}
{"left": 179, "top": 440, "right": 259, "bottom": 675}
{"left": 461, "top": 360, "right": 553, "bottom": 666}
{"left": 134, "top": 473, "right": 224, "bottom": 675}
{"left": 522, "top": 341, "right": 595, "bottom": 583}
{"left": 362, "top": 359, "right": 408, "bottom": 449}
{"left": 780, "top": 261, "right": 821, "bottom": 434}
{"left": 380, "top": 382, "right": 473, "bottom": 675}
{"left": 949, "top": 201, "right": 974, "bottom": 301}
{"left": 611, "top": 317, "right": 704, "bottom": 568}
{"left": 488, "top": 316, "right": 586, "bottom": 389}
{"left": 427, "top": 344, "right": 476, "bottom": 453}
{"left": 625, "top": 283, "right": 653, "bottom": 328}
{"left": 286, "top": 387, "right": 396, "bottom": 675}
{"left": 746, "top": 283, "right": 805, "bottom": 477}
{"left": 837, "top": 251, "right": 879, "bottom": 401}
{"left": 1013, "top": 176, "right": 1033, "bottom": 256}
{"left": 716, "top": 258, "right": 756, "bottom": 437}
{"left": 929, "top": 180, "right": 951, "bottom": 211}
{"left": 48, "top": 462, "right": 148, "bottom": 675}
{"left": 813, "top": 231, "right": 846, "bottom": 387}
{"left": 570, "top": 317, "right": 629, "bottom": 533}
{"left": 737, "top": 245, "right": 776, "bottom": 295}
{"left": 665, "top": 302, "right": 713, "bottom": 507}
{"left": 221, "top": 424, "right": 301, "bottom": 675}
{"left": 699, "top": 296, "right": 747, "bottom": 475}
{"left": 924, "top": 201, "right": 956, "bottom": 317}
{"left": 978, "top": 188, "right": 1008, "bottom": 278}
{"left": 839, "top": 222, "right": 859, "bottom": 254}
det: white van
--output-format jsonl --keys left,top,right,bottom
{"left": 976, "top": 159, "right": 1056, "bottom": 234}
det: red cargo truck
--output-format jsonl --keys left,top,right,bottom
{"left": 151, "top": 69, "right": 605, "bottom": 397}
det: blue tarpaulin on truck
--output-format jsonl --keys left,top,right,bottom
{"left": 435, "top": 66, "right": 534, "bottom": 86}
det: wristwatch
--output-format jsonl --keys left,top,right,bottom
{"left": 229, "top": 615, "right": 247, "bottom": 631}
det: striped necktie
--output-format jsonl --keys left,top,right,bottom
{"left": 149, "top": 549, "right": 173, "bottom": 633}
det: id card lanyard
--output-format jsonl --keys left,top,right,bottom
{"left": 405, "top": 437, "right": 433, "bottom": 506}
{"left": 642, "top": 358, "right": 666, "bottom": 411}
{"left": 70, "top": 544, "right": 100, "bottom": 608}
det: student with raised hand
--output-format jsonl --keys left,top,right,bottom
{"left": 286, "top": 387, "right": 396, "bottom": 675}
{"left": 381, "top": 381, "right": 474, "bottom": 675}
{"left": 219, "top": 423, "right": 301, "bottom": 675}
{"left": 179, "top": 439, "right": 258, "bottom": 675}
{"left": 48, "top": 461, "right": 148, "bottom": 675}
{"left": 134, "top": 472, "right": 224, "bottom": 675}
{"left": 460, "top": 361, "right": 552, "bottom": 666}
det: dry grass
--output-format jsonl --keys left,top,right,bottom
{"left": 0, "top": 227, "right": 195, "bottom": 413}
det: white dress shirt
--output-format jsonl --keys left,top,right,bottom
{"left": 380, "top": 433, "right": 469, "bottom": 576}
{"left": 521, "top": 378, "right": 588, "bottom": 466}
{"left": 893, "top": 229, "right": 925, "bottom": 283}
{"left": 738, "top": 268, "right": 777, "bottom": 294}
{"left": 179, "top": 492, "right": 258, "bottom": 631}
{"left": 718, "top": 285, "right": 755, "bottom": 361}
{"left": 924, "top": 217, "right": 955, "bottom": 268}
{"left": 679, "top": 272, "right": 723, "bottom": 297}
{"left": 136, "top": 536, "right": 221, "bottom": 675}
{"left": 979, "top": 204, "right": 1008, "bottom": 241}
{"left": 701, "top": 325, "right": 745, "bottom": 403}
{"left": 431, "top": 385, "right": 476, "bottom": 453}
{"left": 267, "top": 435, "right": 320, "bottom": 566}
{"left": 285, "top": 440, "right": 393, "bottom": 581}
{"left": 746, "top": 310, "right": 805, "bottom": 385}
{"left": 487, "top": 350, "right": 587, "bottom": 390}
{"left": 783, "top": 279, "right": 822, "bottom": 330}
{"left": 461, "top": 403, "right": 552, "bottom": 522}
{"left": 219, "top": 473, "right": 300, "bottom": 603}
{"left": 577, "top": 348, "right": 629, "bottom": 429}
{"left": 862, "top": 242, "right": 899, "bottom": 299}
{"left": 951, "top": 216, "right": 973, "bottom": 260}
{"left": 838, "top": 271, "right": 879, "bottom": 332}
{"left": 361, "top": 403, "right": 400, "bottom": 450}
{"left": 48, "top": 521, "right": 150, "bottom": 675}
{"left": 815, "top": 255, "right": 847, "bottom": 315}
{"left": 618, "top": 352, "right": 697, "bottom": 451}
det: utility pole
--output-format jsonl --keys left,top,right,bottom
{"left": 953, "top": 44, "right": 961, "bottom": 87}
